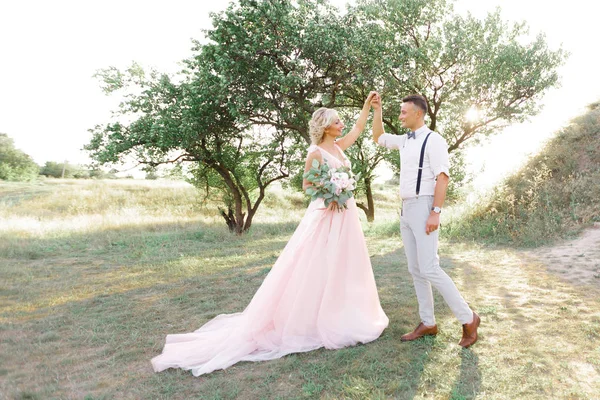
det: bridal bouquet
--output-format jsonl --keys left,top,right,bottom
{"left": 303, "top": 159, "right": 360, "bottom": 211}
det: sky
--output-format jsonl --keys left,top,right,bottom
{"left": 1, "top": 0, "right": 599, "bottom": 187}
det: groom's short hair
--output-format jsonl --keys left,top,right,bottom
{"left": 402, "top": 95, "right": 428, "bottom": 115}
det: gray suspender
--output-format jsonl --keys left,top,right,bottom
{"left": 416, "top": 132, "right": 432, "bottom": 196}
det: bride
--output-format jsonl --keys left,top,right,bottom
{"left": 151, "top": 92, "right": 389, "bottom": 376}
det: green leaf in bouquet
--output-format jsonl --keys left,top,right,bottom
{"left": 323, "top": 192, "right": 333, "bottom": 199}
{"left": 312, "top": 159, "right": 320, "bottom": 169}
{"left": 307, "top": 172, "right": 322, "bottom": 183}
{"left": 338, "top": 193, "right": 349, "bottom": 205}
{"left": 305, "top": 187, "right": 315, "bottom": 195}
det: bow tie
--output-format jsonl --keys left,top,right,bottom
{"left": 407, "top": 131, "right": 416, "bottom": 139}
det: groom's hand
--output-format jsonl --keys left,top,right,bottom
{"left": 364, "top": 91, "right": 377, "bottom": 107}
{"left": 426, "top": 213, "right": 440, "bottom": 235}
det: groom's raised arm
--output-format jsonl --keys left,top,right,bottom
{"left": 371, "top": 94, "right": 403, "bottom": 150}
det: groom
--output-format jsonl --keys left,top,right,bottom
{"left": 371, "top": 93, "right": 480, "bottom": 348}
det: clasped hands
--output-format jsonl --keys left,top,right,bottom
{"left": 364, "top": 91, "right": 382, "bottom": 110}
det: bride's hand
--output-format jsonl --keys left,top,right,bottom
{"left": 371, "top": 92, "right": 381, "bottom": 110}
{"left": 328, "top": 201, "right": 340, "bottom": 212}
{"left": 364, "top": 91, "right": 378, "bottom": 108}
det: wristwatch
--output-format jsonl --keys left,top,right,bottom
{"left": 431, "top": 206, "right": 442, "bottom": 214}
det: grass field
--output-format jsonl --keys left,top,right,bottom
{"left": 1, "top": 179, "right": 599, "bottom": 399}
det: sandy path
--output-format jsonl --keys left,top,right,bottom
{"left": 523, "top": 222, "right": 600, "bottom": 288}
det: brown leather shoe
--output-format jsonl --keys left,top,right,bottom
{"left": 400, "top": 322, "right": 438, "bottom": 342}
{"left": 459, "top": 312, "right": 480, "bottom": 348}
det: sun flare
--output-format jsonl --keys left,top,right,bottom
{"left": 465, "top": 106, "right": 480, "bottom": 122}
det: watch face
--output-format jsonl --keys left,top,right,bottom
{"left": 432, "top": 207, "right": 441, "bottom": 213}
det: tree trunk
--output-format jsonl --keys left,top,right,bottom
{"left": 243, "top": 191, "right": 264, "bottom": 233}
{"left": 219, "top": 207, "right": 236, "bottom": 231}
{"left": 219, "top": 188, "right": 246, "bottom": 235}
{"left": 219, "top": 207, "right": 245, "bottom": 234}
{"left": 356, "top": 176, "right": 375, "bottom": 222}
{"left": 210, "top": 162, "right": 247, "bottom": 235}
{"left": 234, "top": 201, "right": 245, "bottom": 235}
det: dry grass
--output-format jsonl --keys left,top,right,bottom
{"left": 1, "top": 179, "right": 599, "bottom": 399}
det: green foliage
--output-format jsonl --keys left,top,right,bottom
{"left": 446, "top": 101, "right": 600, "bottom": 246}
{"left": 0, "top": 133, "right": 39, "bottom": 181}
{"left": 352, "top": 0, "right": 567, "bottom": 152}
{"left": 201, "top": 0, "right": 368, "bottom": 142}
{"left": 447, "top": 151, "right": 471, "bottom": 202}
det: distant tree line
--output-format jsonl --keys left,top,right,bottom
{"left": 0, "top": 133, "right": 121, "bottom": 181}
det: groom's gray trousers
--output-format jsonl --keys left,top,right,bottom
{"left": 401, "top": 195, "right": 473, "bottom": 326}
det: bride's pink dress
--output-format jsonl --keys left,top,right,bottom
{"left": 151, "top": 144, "right": 389, "bottom": 376}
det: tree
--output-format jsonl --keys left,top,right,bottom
{"left": 198, "top": 0, "right": 394, "bottom": 221}
{"left": 0, "top": 133, "right": 39, "bottom": 181}
{"left": 351, "top": 0, "right": 566, "bottom": 194}
{"left": 86, "top": 60, "right": 297, "bottom": 234}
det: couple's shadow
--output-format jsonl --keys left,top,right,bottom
{"left": 399, "top": 337, "right": 481, "bottom": 400}
{"left": 451, "top": 348, "right": 481, "bottom": 400}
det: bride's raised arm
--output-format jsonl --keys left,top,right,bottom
{"left": 335, "top": 91, "right": 377, "bottom": 151}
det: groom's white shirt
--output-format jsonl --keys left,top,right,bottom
{"left": 377, "top": 125, "right": 450, "bottom": 200}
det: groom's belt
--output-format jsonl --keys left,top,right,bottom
{"left": 402, "top": 195, "right": 433, "bottom": 202}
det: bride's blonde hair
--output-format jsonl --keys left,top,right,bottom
{"left": 309, "top": 108, "right": 338, "bottom": 145}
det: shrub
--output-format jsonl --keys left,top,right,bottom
{"left": 0, "top": 134, "right": 40, "bottom": 181}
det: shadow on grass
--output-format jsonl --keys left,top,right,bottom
{"left": 450, "top": 349, "right": 481, "bottom": 400}
{"left": 391, "top": 336, "right": 437, "bottom": 400}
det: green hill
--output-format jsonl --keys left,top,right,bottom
{"left": 448, "top": 101, "right": 600, "bottom": 246}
